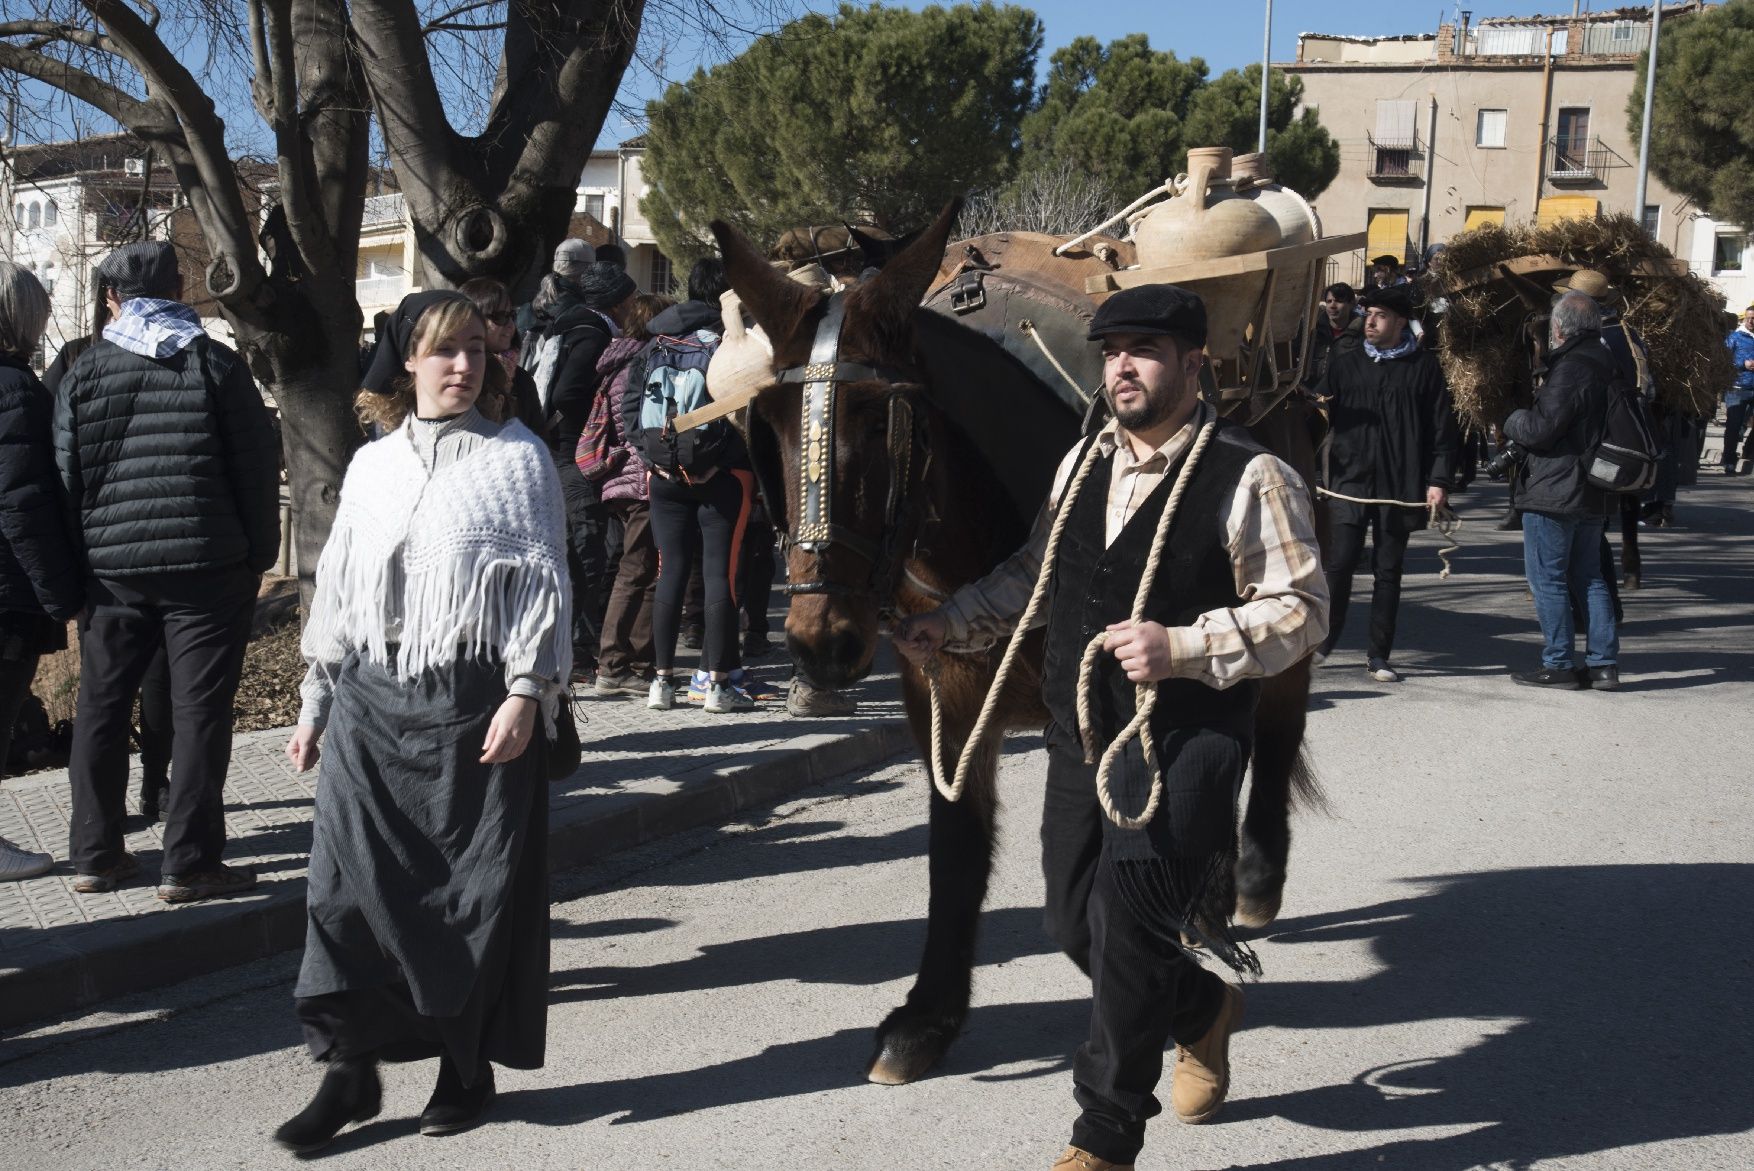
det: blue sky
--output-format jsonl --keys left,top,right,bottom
{"left": 601, "top": 0, "right": 1602, "bottom": 141}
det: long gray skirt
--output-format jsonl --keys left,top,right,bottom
{"left": 294, "top": 652, "right": 548, "bottom": 1085}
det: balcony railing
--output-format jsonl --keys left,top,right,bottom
{"left": 1545, "top": 135, "right": 1621, "bottom": 183}
{"left": 1367, "top": 133, "right": 1425, "bottom": 184}
{"left": 355, "top": 275, "right": 407, "bottom": 308}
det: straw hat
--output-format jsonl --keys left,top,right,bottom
{"left": 1552, "top": 268, "right": 1620, "bottom": 304}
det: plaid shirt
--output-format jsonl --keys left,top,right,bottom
{"left": 940, "top": 400, "right": 1330, "bottom": 688}
{"left": 103, "top": 298, "right": 205, "bottom": 359}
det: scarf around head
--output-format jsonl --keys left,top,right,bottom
{"left": 361, "top": 290, "right": 475, "bottom": 394}
{"left": 103, "top": 298, "right": 205, "bottom": 358}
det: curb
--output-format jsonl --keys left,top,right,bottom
{"left": 0, "top": 719, "right": 915, "bottom": 1032}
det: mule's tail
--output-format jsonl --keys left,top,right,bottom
{"left": 1286, "top": 746, "right": 1331, "bottom": 816}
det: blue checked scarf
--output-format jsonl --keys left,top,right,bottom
{"left": 103, "top": 298, "right": 206, "bottom": 358}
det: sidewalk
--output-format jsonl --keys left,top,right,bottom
{"left": 0, "top": 656, "right": 912, "bottom": 1030}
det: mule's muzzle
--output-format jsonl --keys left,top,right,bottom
{"left": 787, "top": 628, "right": 872, "bottom": 690}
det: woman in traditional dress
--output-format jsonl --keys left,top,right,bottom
{"left": 276, "top": 291, "right": 569, "bottom": 1151}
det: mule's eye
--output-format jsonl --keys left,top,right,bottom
{"left": 864, "top": 417, "right": 887, "bottom": 441}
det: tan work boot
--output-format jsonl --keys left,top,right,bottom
{"left": 1170, "top": 981, "right": 1245, "bottom": 1123}
{"left": 1050, "top": 1146, "right": 1133, "bottom": 1171}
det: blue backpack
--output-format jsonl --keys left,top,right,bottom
{"left": 635, "top": 329, "right": 729, "bottom": 475}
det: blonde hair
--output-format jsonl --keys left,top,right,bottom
{"left": 354, "top": 296, "right": 506, "bottom": 432}
{"left": 0, "top": 261, "right": 51, "bottom": 361}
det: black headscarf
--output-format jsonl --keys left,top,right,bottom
{"left": 361, "top": 290, "right": 476, "bottom": 395}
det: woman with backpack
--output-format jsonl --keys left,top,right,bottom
{"left": 578, "top": 293, "right": 672, "bottom": 695}
{"left": 621, "top": 258, "right": 756, "bottom": 715}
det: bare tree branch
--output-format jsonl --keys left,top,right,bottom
{"left": 0, "top": 38, "right": 157, "bottom": 130}
{"left": 0, "top": 19, "right": 118, "bottom": 52}
{"left": 421, "top": 0, "right": 503, "bottom": 32}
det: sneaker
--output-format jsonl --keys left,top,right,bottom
{"left": 647, "top": 676, "right": 677, "bottom": 710}
{"left": 72, "top": 851, "right": 140, "bottom": 894}
{"left": 156, "top": 863, "right": 258, "bottom": 904}
{"left": 1512, "top": 667, "right": 1586, "bottom": 690}
{"left": 1587, "top": 665, "right": 1621, "bottom": 691}
{"left": 1170, "top": 981, "right": 1244, "bottom": 1123}
{"left": 687, "top": 668, "right": 752, "bottom": 704}
{"left": 703, "top": 681, "right": 756, "bottom": 714}
{"left": 785, "top": 676, "right": 857, "bottom": 717}
{"left": 593, "top": 672, "right": 645, "bottom": 697}
{"left": 0, "top": 836, "right": 54, "bottom": 882}
{"left": 1366, "top": 657, "right": 1402, "bottom": 683}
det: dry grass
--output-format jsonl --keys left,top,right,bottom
{"left": 1427, "top": 213, "right": 1731, "bottom": 428}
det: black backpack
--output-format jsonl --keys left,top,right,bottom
{"left": 1582, "top": 372, "right": 1663, "bottom": 494}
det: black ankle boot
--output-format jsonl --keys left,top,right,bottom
{"left": 420, "top": 1055, "right": 495, "bottom": 1137}
{"left": 273, "top": 1058, "right": 381, "bottom": 1153}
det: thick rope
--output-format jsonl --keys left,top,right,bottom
{"left": 1053, "top": 180, "right": 1175, "bottom": 256}
{"left": 922, "top": 420, "right": 1219, "bottom": 835}
{"left": 921, "top": 432, "right": 1109, "bottom": 803}
{"left": 1314, "top": 487, "right": 1463, "bottom": 579}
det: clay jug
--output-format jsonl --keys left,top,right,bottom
{"left": 1232, "top": 151, "right": 1324, "bottom": 349}
{"left": 1132, "top": 147, "right": 1280, "bottom": 357}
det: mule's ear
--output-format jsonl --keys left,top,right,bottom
{"left": 709, "top": 219, "right": 818, "bottom": 344}
{"left": 847, "top": 199, "right": 962, "bottom": 336}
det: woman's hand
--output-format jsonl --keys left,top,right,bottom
{"left": 481, "top": 695, "right": 539, "bottom": 764}
{"left": 286, "top": 724, "right": 322, "bottom": 773}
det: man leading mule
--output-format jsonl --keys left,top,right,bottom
{"left": 894, "top": 285, "right": 1328, "bottom": 1170}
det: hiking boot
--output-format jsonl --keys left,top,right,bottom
{"left": 1050, "top": 1147, "right": 1133, "bottom": 1170}
{"left": 273, "top": 1058, "right": 381, "bottom": 1153}
{"left": 703, "top": 680, "right": 756, "bottom": 714}
{"left": 72, "top": 852, "right": 140, "bottom": 894}
{"left": 1495, "top": 512, "right": 1524, "bottom": 531}
{"left": 1512, "top": 667, "right": 1586, "bottom": 690}
{"left": 593, "top": 672, "right": 645, "bottom": 698}
{"left": 681, "top": 626, "right": 704, "bottom": 650}
{"left": 0, "top": 836, "right": 53, "bottom": 882}
{"left": 786, "top": 676, "right": 857, "bottom": 717}
{"left": 138, "top": 781, "right": 169, "bottom": 824}
{"left": 1366, "top": 657, "right": 1402, "bottom": 683}
{"left": 647, "top": 676, "right": 677, "bottom": 710}
{"left": 1171, "top": 981, "right": 1244, "bottom": 1124}
{"left": 1587, "top": 665, "right": 1621, "bottom": 691}
{"left": 742, "top": 633, "right": 774, "bottom": 659}
{"left": 420, "top": 1057, "right": 495, "bottom": 1137}
{"left": 157, "top": 863, "right": 257, "bottom": 904}
{"left": 1741, "top": 459, "right": 1753, "bottom": 476}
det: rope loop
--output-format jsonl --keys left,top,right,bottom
{"left": 1314, "top": 487, "right": 1463, "bottom": 579}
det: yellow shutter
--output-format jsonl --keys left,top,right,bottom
{"left": 1536, "top": 195, "right": 1600, "bottom": 227}
{"left": 1464, "top": 206, "right": 1506, "bottom": 231}
{"left": 1366, "top": 209, "right": 1410, "bottom": 263}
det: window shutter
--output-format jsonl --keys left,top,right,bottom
{"left": 1477, "top": 109, "right": 1507, "bottom": 149}
{"left": 1375, "top": 99, "right": 1417, "bottom": 145}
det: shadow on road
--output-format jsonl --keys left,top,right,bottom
{"left": 1226, "top": 862, "right": 1754, "bottom": 1168}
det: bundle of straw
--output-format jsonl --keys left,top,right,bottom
{"left": 1425, "top": 214, "right": 1728, "bottom": 428}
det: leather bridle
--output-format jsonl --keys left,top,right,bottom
{"left": 763, "top": 292, "right": 933, "bottom": 614}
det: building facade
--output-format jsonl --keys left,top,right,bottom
{"left": 1281, "top": 3, "right": 1750, "bottom": 307}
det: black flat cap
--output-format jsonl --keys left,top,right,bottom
{"left": 1088, "top": 284, "right": 1207, "bottom": 346}
{"left": 1371, "top": 254, "right": 1403, "bottom": 268}
{"left": 95, "top": 241, "right": 180, "bottom": 299}
{"left": 1359, "top": 283, "right": 1417, "bottom": 319}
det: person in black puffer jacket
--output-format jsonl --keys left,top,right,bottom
{"left": 1503, "top": 291, "right": 1620, "bottom": 691}
{"left": 0, "top": 263, "right": 84, "bottom": 882}
{"left": 53, "top": 242, "right": 281, "bottom": 903}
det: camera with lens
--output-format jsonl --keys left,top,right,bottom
{"left": 1485, "top": 441, "right": 1526, "bottom": 479}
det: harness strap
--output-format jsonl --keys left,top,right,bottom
{"left": 796, "top": 296, "right": 849, "bottom": 553}
{"left": 775, "top": 362, "right": 912, "bottom": 386}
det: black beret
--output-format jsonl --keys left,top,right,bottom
{"left": 1371, "top": 254, "right": 1403, "bottom": 268}
{"left": 361, "top": 290, "right": 476, "bottom": 395}
{"left": 1358, "top": 283, "right": 1417, "bottom": 319}
{"left": 1088, "top": 284, "right": 1207, "bottom": 347}
{"left": 95, "top": 241, "right": 180, "bottom": 299}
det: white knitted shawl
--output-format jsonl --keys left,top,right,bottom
{"left": 302, "top": 419, "right": 571, "bottom": 717}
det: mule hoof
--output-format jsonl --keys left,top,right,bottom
{"left": 1234, "top": 890, "right": 1283, "bottom": 930}
{"left": 866, "top": 1007, "right": 963, "bottom": 1085}
{"left": 1623, "top": 573, "right": 1641, "bottom": 592}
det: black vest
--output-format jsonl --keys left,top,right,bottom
{"left": 1042, "top": 420, "right": 1267, "bottom": 748}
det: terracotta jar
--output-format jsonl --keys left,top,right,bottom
{"left": 1133, "top": 146, "right": 1281, "bottom": 356}
{"left": 1232, "top": 151, "right": 1324, "bottom": 349}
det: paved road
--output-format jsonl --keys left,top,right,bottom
{"left": 3, "top": 475, "right": 1751, "bottom": 1170}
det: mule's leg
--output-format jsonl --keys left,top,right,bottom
{"left": 868, "top": 722, "right": 999, "bottom": 1086}
{"left": 1234, "top": 658, "right": 1314, "bottom": 929}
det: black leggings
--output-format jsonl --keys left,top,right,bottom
{"left": 648, "top": 470, "right": 752, "bottom": 675}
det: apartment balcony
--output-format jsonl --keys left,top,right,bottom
{"left": 355, "top": 274, "right": 408, "bottom": 310}
{"left": 1545, "top": 135, "right": 1622, "bottom": 185}
{"left": 1366, "top": 134, "right": 1425, "bottom": 184}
